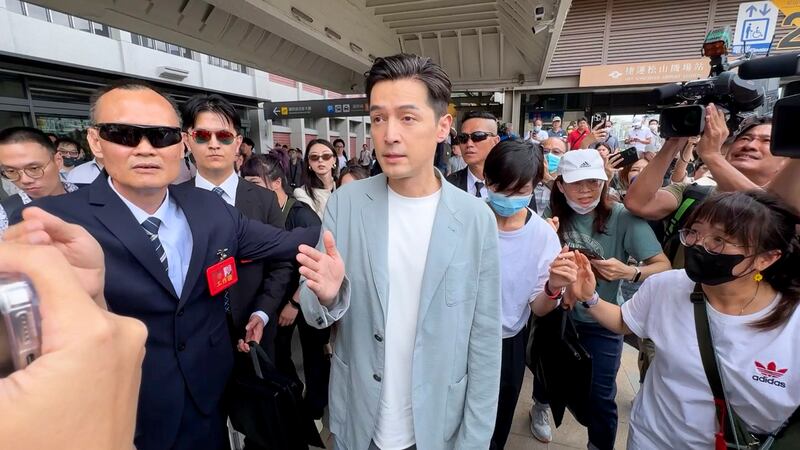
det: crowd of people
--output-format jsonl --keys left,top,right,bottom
{"left": 0, "top": 52, "right": 799, "bottom": 450}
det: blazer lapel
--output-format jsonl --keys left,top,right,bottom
{"left": 361, "top": 176, "right": 390, "bottom": 322}
{"left": 89, "top": 178, "right": 178, "bottom": 298}
{"left": 416, "top": 182, "right": 461, "bottom": 328}
{"left": 170, "top": 185, "right": 210, "bottom": 306}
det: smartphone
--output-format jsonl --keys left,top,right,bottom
{"left": 591, "top": 112, "right": 608, "bottom": 129}
{"left": 0, "top": 275, "right": 41, "bottom": 377}
{"left": 614, "top": 147, "right": 640, "bottom": 168}
{"left": 569, "top": 247, "right": 605, "bottom": 261}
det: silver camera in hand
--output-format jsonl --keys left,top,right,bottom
{"left": 0, "top": 275, "right": 41, "bottom": 377}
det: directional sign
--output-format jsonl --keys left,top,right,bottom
{"left": 264, "top": 98, "right": 368, "bottom": 120}
{"left": 733, "top": 1, "right": 779, "bottom": 54}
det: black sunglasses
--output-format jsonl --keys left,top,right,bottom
{"left": 95, "top": 123, "right": 183, "bottom": 148}
{"left": 453, "top": 131, "right": 496, "bottom": 145}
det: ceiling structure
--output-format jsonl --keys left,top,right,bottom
{"left": 27, "top": 0, "right": 570, "bottom": 93}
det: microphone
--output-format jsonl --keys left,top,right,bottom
{"left": 738, "top": 53, "right": 800, "bottom": 80}
{"left": 648, "top": 83, "right": 684, "bottom": 105}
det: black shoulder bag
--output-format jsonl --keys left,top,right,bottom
{"left": 691, "top": 283, "right": 799, "bottom": 450}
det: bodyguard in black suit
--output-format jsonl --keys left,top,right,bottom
{"left": 13, "top": 80, "right": 319, "bottom": 450}
{"left": 179, "top": 94, "right": 291, "bottom": 358}
{"left": 445, "top": 111, "right": 501, "bottom": 199}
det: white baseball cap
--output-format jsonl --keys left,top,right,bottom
{"left": 552, "top": 116, "right": 562, "bottom": 122}
{"left": 558, "top": 149, "right": 608, "bottom": 183}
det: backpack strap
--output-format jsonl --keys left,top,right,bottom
{"left": 280, "top": 197, "right": 296, "bottom": 226}
{"left": 665, "top": 184, "right": 713, "bottom": 237}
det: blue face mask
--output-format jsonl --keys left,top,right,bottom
{"left": 545, "top": 153, "right": 561, "bottom": 173}
{"left": 486, "top": 190, "right": 532, "bottom": 217}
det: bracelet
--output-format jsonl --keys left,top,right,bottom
{"left": 581, "top": 292, "right": 600, "bottom": 308}
{"left": 544, "top": 281, "right": 565, "bottom": 300}
{"left": 289, "top": 298, "right": 300, "bottom": 309}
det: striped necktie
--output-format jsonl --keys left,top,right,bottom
{"left": 212, "top": 186, "right": 225, "bottom": 198}
{"left": 141, "top": 217, "right": 168, "bottom": 273}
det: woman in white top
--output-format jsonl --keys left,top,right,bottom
{"left": 293, "top": 139, "right": 337, "bottom": 218}
{"left": 568, "top": 190, "right": 800, "bottom": 449}
{"left": 484, "top": 139, "right": 581, "bottom": 450}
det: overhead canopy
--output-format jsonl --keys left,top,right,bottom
{"left": 28, "top": 0, "right": 570, "bottom": 92}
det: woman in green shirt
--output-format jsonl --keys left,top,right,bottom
{"left": 545, "top": 149, "right": 670, "bottom": 450}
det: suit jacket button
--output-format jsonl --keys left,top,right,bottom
{"left": 178, "top": 343, "right": 186, "bottom": 351}
{"left": 374, "top": 334, "right": 383, "bottom": 342}
{"left": 373, "top": 374, "right": 382, "bottom": 382}
{"left": 177, "top": 308, "right": 184, "bottom": 316}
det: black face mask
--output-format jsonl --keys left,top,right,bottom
{"left": 684, "top": 245, "right": 748, "bottom": 286}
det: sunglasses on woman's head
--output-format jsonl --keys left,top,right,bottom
{"left": 95, "top": 123, "right": 183, "bottom": 148}
{"left": 309, "top": 153, "right": 334, "bottom": 162}
{"left": 190, "top": 129, "right": 237, "bottom": 145}
{"left": 453, "top": 131, "right": 496, "bottom": 145}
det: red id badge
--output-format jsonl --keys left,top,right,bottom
{"left": 206, "top": 257, "right": 238, "bottom": 296}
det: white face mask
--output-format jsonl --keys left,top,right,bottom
{"left": 566, "top": 197, "right": 601, "bottom": 215}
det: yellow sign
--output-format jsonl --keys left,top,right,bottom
{"left": 774, "top": 0, "right": 800, "bottom": 15}
{"left": 280, "top": 106, "right": 288, "bottom": 115}
{"left": 579, "top": 59, "right": 711, "bottom": 87}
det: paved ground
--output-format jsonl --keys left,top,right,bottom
{"left": 307, "top": 343, "right": 641, "bottom": 450}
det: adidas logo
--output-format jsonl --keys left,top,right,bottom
{"left": 752, "top": 361, "right": 788, "bottom": 389}
{"left": 579, "top": 161, "right": 591, "bottom": 168}
{"left": 755, "top": 361, "right": 788, "bottom": 378}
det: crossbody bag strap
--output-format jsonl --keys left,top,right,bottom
{"left": 691, "top": 283, "right": 757, "bottom": 449}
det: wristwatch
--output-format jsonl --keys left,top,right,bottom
{"left": 631, "top": 266, "right": 642, "bottom": 283}
{"left": 289, "top": 298, "right": 301, "bottom": 309}
{"left": 581, "top": 291, "right": 600, "bottom": 308}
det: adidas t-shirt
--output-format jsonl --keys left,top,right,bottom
{"left": 622, "top": 270, "right": 800, "bottom": 449}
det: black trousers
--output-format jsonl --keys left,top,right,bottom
{"left": 274, "top": 308, "right": 331, "bottom": 419}
{"left": 490, "top": 326, "right": 528, "bottom": 450}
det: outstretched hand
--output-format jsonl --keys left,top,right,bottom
{"left": 568, "top": 252, "right": 597, "bottom": 302}
{"left": 296, "top": 230, "right": 345, "bottom": 305}
{"left": 3, "top": 207, "right": 105, "bottom": 306}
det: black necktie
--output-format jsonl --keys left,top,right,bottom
{"left": 211, "top": 187, "right": 231, "bottom": 312}
{"left": 475, "top": 181, "right": 484, "bottom": 198}
{"left": 141, "top": 217, "right": 168, "bottom": 273}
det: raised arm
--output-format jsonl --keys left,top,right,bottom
{"left": 623, "top": 137, "right": 683, "bottom": 220}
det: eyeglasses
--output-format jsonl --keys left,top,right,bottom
{"left": 57, "top": 148, "right": 80, "bottom": 157}
{"left": 190, "top": 129, "right": 237, "bottom": 145}
{"left": 309, "top": 153, "right": 335, "bottom": 162}
{"left": 1, "top": 158, "right": 53, "bottom": 181}
{"left": 678, "top": 228, "right": 747, "bottom": 256}
{"left": 95, "top": 123, "right": 182, "bottom": 148}
{"left": 453, "top": 131, "right": 496, "bottom": 145}
{"left": 564, "top": 179, "right": 604, "bottom": 190}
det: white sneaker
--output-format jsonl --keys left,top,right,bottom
{"left": 529, "top": 402, "right": 553, "bottom": 443}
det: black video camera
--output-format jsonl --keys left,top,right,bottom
{"left": 649, "top": 27, "right": 765, "bottom": 138}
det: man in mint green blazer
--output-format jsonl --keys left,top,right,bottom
{"left": 297, "top": 54, "right": 502, "bottom": 450}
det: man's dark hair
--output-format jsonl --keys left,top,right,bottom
{"left": 54, "top": 137, "right": 80, "bottom": 150}
{"left": 461, "top": 110, "right": 498, "bottom": 129}
{"left": 365, "top": 53, "right": 452, "bottom": 118}
{"left": 578, "top": 117, "right": 588, "bottom": 123}
{"left": 0, "top": 127, "right": 56, "bottom": 154}
{"left": 90, "top": 78, "right": 180, "bottom": 125}
{"left": 484, "top": 139, "right": 543, "bottom": 193}
{"left": 180, "top": 93, "right": 241, "bottom": 132}
{"left": 242, "top": 137, "right": 255, "bottom": 148}
{"left": 332, "top": 138, "right": 345, "bottom": 147}
{"left": 648, "top": 119, "right": 659, "bottom": 125}
{"left": 735, "top": 115, "right": 772, "bottom": 140}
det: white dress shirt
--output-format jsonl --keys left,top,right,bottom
{"left": 194, "top": 171, "right": 269, "bottom": 326}
{"left": 108, "top": 177, "right": 193, "bottom": 298}
{"left": 66, "top": 159, "right": 103, "bottom": 184}
{"left": 194, "top": 171, "right": 239, "bottom": 205}
{"left": 466, "top": 167, "right": 488, "bottom": 198}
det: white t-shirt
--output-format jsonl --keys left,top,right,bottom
{"left": 373, "top": 185, "right": 441, "bottom": 449}
{"left": 498, "top": 212, "right": 561, "bottom": 338}
{"left": 626, "top": 128, "right": 654, "bottom": 154}
{"left": 622, "top": 270, "right": 800, "bottom": 449}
